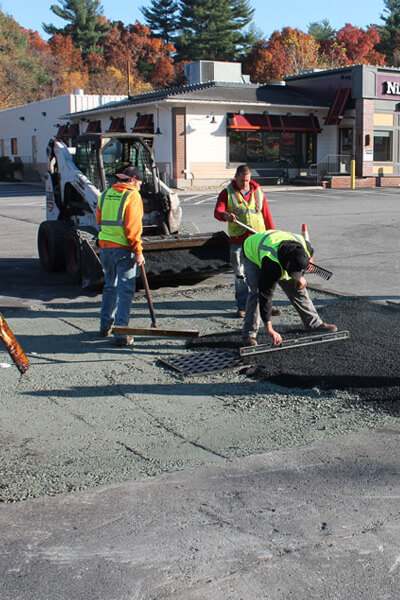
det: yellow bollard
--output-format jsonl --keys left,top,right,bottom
{"left": 351, "top": 158, "right": 356, "bottom": 189}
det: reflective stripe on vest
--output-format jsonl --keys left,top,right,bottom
{"left": 226, "top": 184, "right": 265, "bottom": 236}
{"left": 244, "top": 230, "right": 310, "bottom": 280}
{"left": 98, "top": 188, "right": 131, "bottom": 246}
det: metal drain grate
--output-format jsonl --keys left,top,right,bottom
{"left": 160, "top": 350, "right": 245, "bottom": 375}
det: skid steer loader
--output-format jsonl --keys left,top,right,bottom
{"left": 37, "top": 132, "right": 229, "bottom": 289}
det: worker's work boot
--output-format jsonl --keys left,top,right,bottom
{"left": 242, "top": 336, "right": 258, "bottom": 347}
{"left": 115, "top": 335, "right": 134, "bottom": 347}
{"left": 99, "top": 323, "right": 113, "bottom": 337}
{"left": 313, "top": 322, "right": 338, "bottom": 333}
{"left": 271, "top": 307, "right": 282, "bottom": 316}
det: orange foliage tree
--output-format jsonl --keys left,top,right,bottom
{"left": 98, "top": 21, "right": 175, "bottom": 90}
{"left": 244, "top": 28, "right": 319, "bottom": 83}
{"left": 336, "top": 24, "right": 386, "bottom": 66}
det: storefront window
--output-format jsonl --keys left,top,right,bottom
{"left": 373, "top": 131, "right": 392, "bottom": 161}
{"left": 229, "top": 130, "right": 246, "bottom": 162}
{"left": 228, "top": 130, "right": 315, "bottom": 166}
{"left": 246, "top": 132, "right": 263, "bottom": 162}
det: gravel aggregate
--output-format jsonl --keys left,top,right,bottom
{"left": 0, "top": 282, "right": 399, "bottom": 504}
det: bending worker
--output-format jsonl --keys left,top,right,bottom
{"left": 214, "top": 164, "right": 278, "bottom": 318}
{"left": 96, "top": 166, "right": 145, "bottom": 347}
{"left": 242, "top": 229, "right": 337, "bottom": 347}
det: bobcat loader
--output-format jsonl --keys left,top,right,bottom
{"left": 38, "top": 132, "right": 229, "bottom": 288}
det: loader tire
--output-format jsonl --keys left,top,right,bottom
{"left": 64, "top": 227, "right": 98, "bottom": 284}
{"left": 37, "top": 220, "right": 70, "bottom": 272}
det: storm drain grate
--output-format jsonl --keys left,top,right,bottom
{"left": 160, "top": 350, "right": 246, "bottom": 375}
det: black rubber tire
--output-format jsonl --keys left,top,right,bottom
{"left": 64, "top": 227, "right": 99, "bottom": 283}
{"left": 37, "top": 220, "right": 70, "bottom": 272}
{"left": 64, "top": 228, "right": 82, "bottom": 282}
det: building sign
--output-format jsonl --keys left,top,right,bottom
{"left": 377, "top": 75, "right": 400, "bottom": 99}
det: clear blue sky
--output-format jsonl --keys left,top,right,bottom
{"left": 1, "top": 0, "right": 386, "bottom": 40}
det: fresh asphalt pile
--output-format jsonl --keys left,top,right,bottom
{"left": 189, "top": 297, "right": 400, "bottom": 404}
{"left": 1, "top": 282, "right": 399, "bottom": 504}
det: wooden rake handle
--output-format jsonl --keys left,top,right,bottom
{"left": 140, "top": 263, "right": 157, "bottom": 328}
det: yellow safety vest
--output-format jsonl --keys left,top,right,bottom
{"left": 244, "top": 230, "right": 311, "bottom": 280}
{"left": 226, "top": 184, "right": 265, "bottom": 237}
{"left": 98, "top": 188, "right": 131, "bottom": 246}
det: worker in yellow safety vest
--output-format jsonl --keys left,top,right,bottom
{"left": 242, "top": 230, "right": 338, "bottom": 347}
{"left": 96, "top": 166, "right": 145, "bottom": 347}
{"left": 214, "top": 164, "right": 280, "bottom": 318}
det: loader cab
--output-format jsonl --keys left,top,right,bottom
{"left": 73, "top": 133, "right": 157, "bottom": 194}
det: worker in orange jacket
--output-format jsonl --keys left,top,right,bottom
{"left": 96, "top": 166, "right": 145, "bottom": 347}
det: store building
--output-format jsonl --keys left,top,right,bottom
{"left": 0, "top": 92, "right": 126, "bottom": 179}
{"left": 64, "top": 61, "right": 400, "bottom": 188}
{"left": 3, "top": 61, "right": 400, "bottom": 188}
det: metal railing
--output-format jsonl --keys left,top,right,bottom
{"left": 309, "top": 154, "right": 351, "bottom": 182}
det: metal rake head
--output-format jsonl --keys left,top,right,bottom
{"left": 306, "top": 262, "right": 333, "bottom": 280}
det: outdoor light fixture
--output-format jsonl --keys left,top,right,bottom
{"left": 155, "top": 107, "right": 162, "bottom": 135}
{"left": 19, "top": 116, "right": 25, "bottom": 121}
{"left": 42, "top": 112, "right": 47, "bottom": 117}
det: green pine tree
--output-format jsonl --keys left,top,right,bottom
{"left": 140, "top": 0, "right": 179, "bottom": 45}
{"left": 43, "top": 0, "right": 110, "bottom": 58}
{"left": 308, "top": 19, "right": 336, "bottom": 41}
{"left": 376, "top": 0, "right": 400, "bottom": 64}
{"left": 175, "top": 0, "right": 255, "bottom": 62}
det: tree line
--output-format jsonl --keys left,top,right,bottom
{"left": 0, "top": 0, "right": 399, "bottom": 109}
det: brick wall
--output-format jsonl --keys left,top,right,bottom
{"left": 355, "top": 98, "right": 374, "bottom": 177}
{"left": 172, "top": 108, "right": 186, "bottom": 184}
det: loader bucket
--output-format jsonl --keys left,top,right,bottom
{"left": 141, "top": 231, "right": 230, "bottom": 288}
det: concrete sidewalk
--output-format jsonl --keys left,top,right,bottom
{"left": 1, "top": 426, "right": 400, "bottom": 599}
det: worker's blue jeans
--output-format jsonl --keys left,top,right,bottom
{"left": 230, "top": 243, "right": 248, "bottom": 311}
{"left": 100, "top": 248, "right": 137, "bottom": 337}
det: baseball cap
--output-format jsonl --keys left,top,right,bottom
{"left": 115, "top": 166, "right": 143, "bottom": 181}
{"left": 286, "top": 245, "right": 310, "bottom": 279}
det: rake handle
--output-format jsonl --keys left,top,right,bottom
{"left": 140, "top": 263, "right": 157, "bottom": 328}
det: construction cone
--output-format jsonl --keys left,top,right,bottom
{"left": 301, "top": 223, "right": 314, "bottom": 271}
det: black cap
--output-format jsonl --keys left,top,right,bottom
{"left": 285, "top": 245, "right": 310, "bottom": 279}
{"left": 115, "top": 166, "right": 143, "bottom": 181}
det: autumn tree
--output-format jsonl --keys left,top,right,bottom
{"left": 243, "top": 28, "right": 319, "bottom": 83}
{"left": 336, "top": 24, "right": 386, "bottom": 65}
{"left": 96, "top": 21, "right": 175, "bottom": 91}
{"left": 140, "top": 0, "right": 179, "bottom": 45}
{"left": 0, "top": 10, "right": 49, "bottom": 108}
{"left": 43, "top": 0, "right": 110, "bottom": 58}
{"left": 48, "top": 34, "right": 88, "bottom": 95}
{"left": 175, "top": 0, "right": 255, "bottom": 61}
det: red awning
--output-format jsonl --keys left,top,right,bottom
{"left": 324, "top": 88, "right": 350, "bottom": 125}
{"left": 106, "top": 117, "right": 126, "bottom": 132}
{"left": 228, "top": 113, "right": 271, "bottom": 130}
{"left": 86, "top": 120, "right": 101, "bottom": 133}
{"left": 227, "top": 113, "right": 321, "bottom": 133}
{"left": 131, "top": 114, "right": 154, "bottom": 133}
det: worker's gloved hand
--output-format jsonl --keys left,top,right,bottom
{"left": 135, "top": 253, "right": 145, "bottom": 266}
